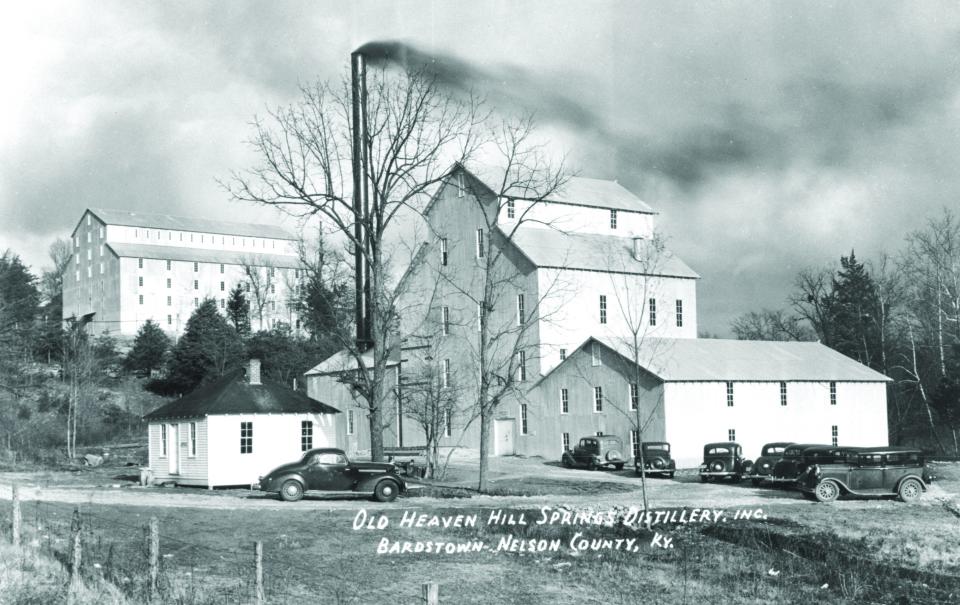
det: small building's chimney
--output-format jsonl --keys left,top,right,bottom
{"left": 633, "top": 237, "right": 644, "bottom": 261}
{"left": 248, "top": 359, "right": 262, "bottom": 386}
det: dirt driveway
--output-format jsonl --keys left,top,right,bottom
{"left": 1, "top": 457, "right": 956, "bottom": 514}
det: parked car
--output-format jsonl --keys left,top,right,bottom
{"left": 562, "top": 435, "right": 626, "bottom": 470}
{"left": 768, "top": 443, "right": 830, "bottom": 486}
{"left": 698, "top": 442, "right": 753, "bottom": 482}
{"left": 748, "top": 441, "right": 794, "bottom": 486}
{"left": 798, "top": 446, "right": 934, "bottom": 503}
{"left": 255, "top": 448, "right": 407, "bottom": 502}
{"left": 634, "top": 442, "right": 676, "bottom": 478}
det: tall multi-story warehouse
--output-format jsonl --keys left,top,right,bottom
{"left": 63, "top": 208, "right": 302, "bottom": 338}
{"left": 307, "top": 165, "right": 890, "bottom": 466}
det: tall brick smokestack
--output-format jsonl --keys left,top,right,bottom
{"left": 351, "top": 51, "right": 373, "bottom": 352}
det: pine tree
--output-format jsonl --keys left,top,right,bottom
{"left": 124, "top": 320, "right": 171, "bottom": 375}
{"left": 829, "top": 250, "right": 882, "bottom": 368}
{"left": 154, "top": 299, "right": 244, "bottom": 395}
{"left": 226, "top": 284, "right": 251, "bottom": 335}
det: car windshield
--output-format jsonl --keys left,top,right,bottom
{"left": 312, "top": 452, "right": 347, "bottom": 465}
{"left": 763, "top": 446, "right": 787, "bottom": 456}
{"left": 784, "top": 447, "right": 804, "bottom": 457}
{"left": 644, "top": 444, "right": 669, "bottom": 452}
{"left": 707, "top": 447, "right": 731, "bottom": 455}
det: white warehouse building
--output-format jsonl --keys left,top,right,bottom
{"left": 63, "top": 208, "right": 303, "bottom": 337}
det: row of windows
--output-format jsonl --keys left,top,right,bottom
{"left": 500, "top": 200, "right": 622, "bottom": 232}
{"left": 595, "top": 296, "right": 682, "bottom": 327}
{"left": 725, "top": 381, "right": 840, "bottom": 407}
{"left": 555, "top": 384, "right": 639, "bottom": 414}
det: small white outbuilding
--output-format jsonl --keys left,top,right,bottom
{"left": 143, "top": 359, "right": 342, "bottom": 487}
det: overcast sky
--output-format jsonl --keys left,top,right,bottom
{"left": 2, "top": 1, "right": 958, "bottom": 335}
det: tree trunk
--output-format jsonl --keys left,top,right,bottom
{"left": 478, "top": 398, "right": 492, "bottom": 493}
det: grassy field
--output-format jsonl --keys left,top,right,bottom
{"left": 1, "top": 459, "right": 959, "bottom": 604}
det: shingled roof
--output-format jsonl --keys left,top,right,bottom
{"left": 144, "top": 368, "right": 340, "bottom": 421}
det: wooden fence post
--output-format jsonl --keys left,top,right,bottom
{"left": 149, "top": 517, "right": 159, "bottom": 601}
{"left": 11, "top": 484, "right": 21, "bottom": 548}
{"left": 69, "top": 509, "right": 82, "bottom": 596}
{"left": 254, "top": 541, "right": 264, "bottom": 605}
{"left": 422, "top": 582, "right": 438, "bottom": 605}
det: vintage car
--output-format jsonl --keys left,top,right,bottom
{"left": 768, "top": 443, "right": 831, "bottom": 486}
{"left": 748, "top": 441, "right": 795, "bottom": 486}
{"left": 698, "top": 442, "right": 753, "bottom": 482}
{"left": 562, "top": 435, "right": 626, "bottom": 470}
{"left": 634, "top": 442, "right": 676, "bottom": 478}
{"left": 254, "top": 448, "right": 407, "bottom": 502}
{"left": 798, "top": 446, "right": 934, "bottom": 503}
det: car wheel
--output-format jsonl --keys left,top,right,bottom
{"left": 615, "top": 463, "right": 624, "bottom": 471}
{"left": 562, "top": 457, "right": 572, "bottom": 469}
{"left": 699, "top": 475, "right": 709, "bottom": 483}
{"left": 814, "top": 480, "right": 840, "bottom": 503}
{"left": 710, "top": 460, "right": 726, "bottom": 473}
{"left": 588, "top": 460, "right": 598, "bottom": 471}
{"left": 898, "top": 478, "right": 922, "bottom": 503}
{"left": 751, "top": 478, "right": 761, "bottom": 487}
{"left": 373, "top": 480, "right": 399, "bottom": 503}
{"left": 279, "top": 479, "right": 304, "bottom": 502}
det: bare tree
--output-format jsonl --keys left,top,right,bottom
{"left": 238, "top": 258, "right": 276, "bottom": 331}
{"left": 227, "top": 64, "right": 485, "bottom": 461}
{"left": 790, "top": 266, "right": 836, "bottom": 344}
{"left": 731, "top": 308, "right": 815, "bottom": 341}
{"left": 62, "top": 314, "right": 95, "bottom": 459}
{"left": 41, "top": 237, "right": 72, "bottom": 303}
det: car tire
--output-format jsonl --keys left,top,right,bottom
{"left": 562, "top": 457, "right": 573, "bottom": 469}
{"left": 588, "top": 460, "right": 598, "bottom": 471}
{"left": 710, "top": 460, "right": 726, "bottom": 473}
{"left": 279, "top": 479, "right": 304, "bottom": 502}
{"left": 615, "top": 463, "right": 624, "bottom": 471}
{"left": 666, "top": 472, "right": 675, "bottom": 479}
{"left": 650, "top": 457, "right": 666, "bottom": 470}
{"left": 814, "top": 480, "right": 840, "bottom": 503}
{"left": 897, "top": 478, "right": 922, "bottom": 503}
{"left": 373, "top": 480, "right": 399, "bottom": 503}
{"left": 699, "top": 475, "right": 709, "bottom": 483}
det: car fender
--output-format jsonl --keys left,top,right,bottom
{"left": 269, "top": 472, "right": 307, "bottom": 491}
{"left": 894, "top": 473, "right": 928, "bottom": 492}
{"left": 358, "top": 474, "right": 404, "bottom": 493}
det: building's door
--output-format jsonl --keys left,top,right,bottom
{"left": 168, "top": 424, "right": 180, "bottom": 475}
{"left": 494, "top": 419, "right": 515, "bottom": 456}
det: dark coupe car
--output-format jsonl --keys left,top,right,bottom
{"left": 798, "top": 446, "right": 934, "bottom": 503}
{"left": 699, "top": 442, "right": 753, "bottom": 482}
{"left": 634, "top": 442, "right": 676, "bottom": 478}
{"left": 255, "top": 448, "right": 407, "bottom": 502}
{"left": 748, "top": 441, "right": 794, "bottom": 486}
{"left": 562, "top": 435, "right": 626, "bottom": 470}
{"left": 768, "top": 443, "right": 830, "bottom": 486}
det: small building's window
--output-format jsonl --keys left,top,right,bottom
{"left": 520, "top": 404, "right": 528, "bottom": 435}
{"left": 596, "top": 431, "right": 604, "bottom": 436}
{"left": 86, "top": 214, "right": 91, "bottom": 226}
{"left": 675, "top": 300, "right": 684, "bottom": 327}
{"left": 630, "top": 383, "right": 639, "bottom": 411}
{"left": 506, "top": 199, "right": 515, "bottom": 219}
{"left": 220, "top": 264, "right": 225, "bottom": 274}
{"left": 87, "top": 266, "right": 91, "bottom": 278}
{"left": 442, "top": 359, "right": 451, "bottom": 388}
{"left": 831, "top": 425, "right": 838, "bottom": 447}
{"left": 99, "top": 226, "right": 104, "bottom": 238}
{"left": 559, "top": 348, "right": 566, "bottom": 361}
{"left": 517, "top": 350, "right": 526, "bottom": 381}
{"left": 269, "top": 267, "right": 275, "bottom": 277}
{"left": 649, "top": 298, "right": 657, "bottom": 326}
{"left": 444, "top": 411, "right": 452, "bottom": 437}
{"left": 220, "top": 281, "right": 225, "bottom": 292}
{"left": 221, "top": 299, "right": 226, "bottom": 309}
{"left": 74, "top": 236, "right": 79, "bottom": 248}
{"left": 599, "top": 295, "right": 607, "bottom": 324}
{"left": 594, "top": 386, "right": 603, "bottom": 412}
{"left": 193, "top": 280, "right": 198, "bottom": 290}
{"left": 591, "top": 343, "right": 601, "bottom": 367}
{"left": 75, "top": 252, "right": 79, "bottom": 265}
{"left": 193, "top": 298, "right": 198, "bottom": 307}
{"left": 301, "top": 420, "right": 313, "bottom": 451}
{"left": 562, "top": 432, "right": 570, "bottom": 452}
{"left": 193, "top": 262, "right": 199, "bottom": 272}
{"left": 138, "top": 276, "right": 143, "bottom": 287}
{"left": 86, "top": 232, "right": 91, "bottom": 243}
{"left": 347, "top": 410, "right": 355, "bottom": 435}
{"left": 75, "top": 270, "right": 80, "bottom": 282}
{"left": 270, "top": 300, "right": 275, "bottom": 310}
{"left": 560, "top": 388, "right": 569, "bottom": 414}
{"left": 240, "top": 422, "right": 253, "bottom": 454}
{"left": 517, "top": 293, "right": 525, "bottom": 326}
{"left": 456, "top": 172, "right": 465, "bottom": 197}
{"left": 780, "top": 382, "right": 788, "bottom": 406}
{"left": 726, "top": 382, "right": 734, "bottom": 407}
{"left": 167, "top": 296, "right": 171, "bottom": 306}
{"left": 830, "top": 382, "right": 837, "bottom": 406}
{"left": 160, "top": 425, "right": 167, "bottom": 456}
{"left": 476, "top": 229, "right": 485, "bottom": 259}
{"left": 440, "top": 238, "right": 448, "bottom": 266}
{"left": 166, "top": 315, "right": 172, "bottom": 326}
{"left": 166, "top": 260, "right": 171, "bottom": 270}
{"left": 87, "top": 248, "right": 91, "bottom": 260}
{"left": 138, "top": 258, "right": 143, "bottom": 269}
{"left": 139, "top": 295, "right": 143, "bottom": 305}
{"left": 99, "top": 262, "right": 104, "bottom": 274}
{"left": 728, "top": 428, "right": 736, "bottom": 442}
{"left": 610, "top": 209, "right": 618, "bottom": 229}
{"left": 630, "top": 429, "right": 640, "bottom": 459}
{"left": 441, "top": 306, "right": 450, "bottom": 335}
{"left": 99, "top": 244, "right": 103, "bottom": 257}
{"left": 189, "top": 422, "right": 197, "bottom": 457}
{"left": 166, "top": 278, "right": 171, "bottom": 289}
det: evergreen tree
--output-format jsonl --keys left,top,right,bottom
{"left": 829, "top": 251, "right": 883, "bottom": 368}
{"left": 151, "top": 299, "right": 244, "bottom": 395}
{"left": 124, "top": 320, "right": 171, "bottom": 375}
{"left": 0, "top": 250, "right": 39, "bottom": 326}
{"left": 226, "top": 284, "right": 251, "bottom": 335}
{"left": 245, "top": 324, "right": 330, "bottom": 387}
{"left": 299, "top": 268, "right": 349, "bottom": 343}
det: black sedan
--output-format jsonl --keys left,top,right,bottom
{"left": 255, "top": 448, "right": 407, "bottom": 502}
